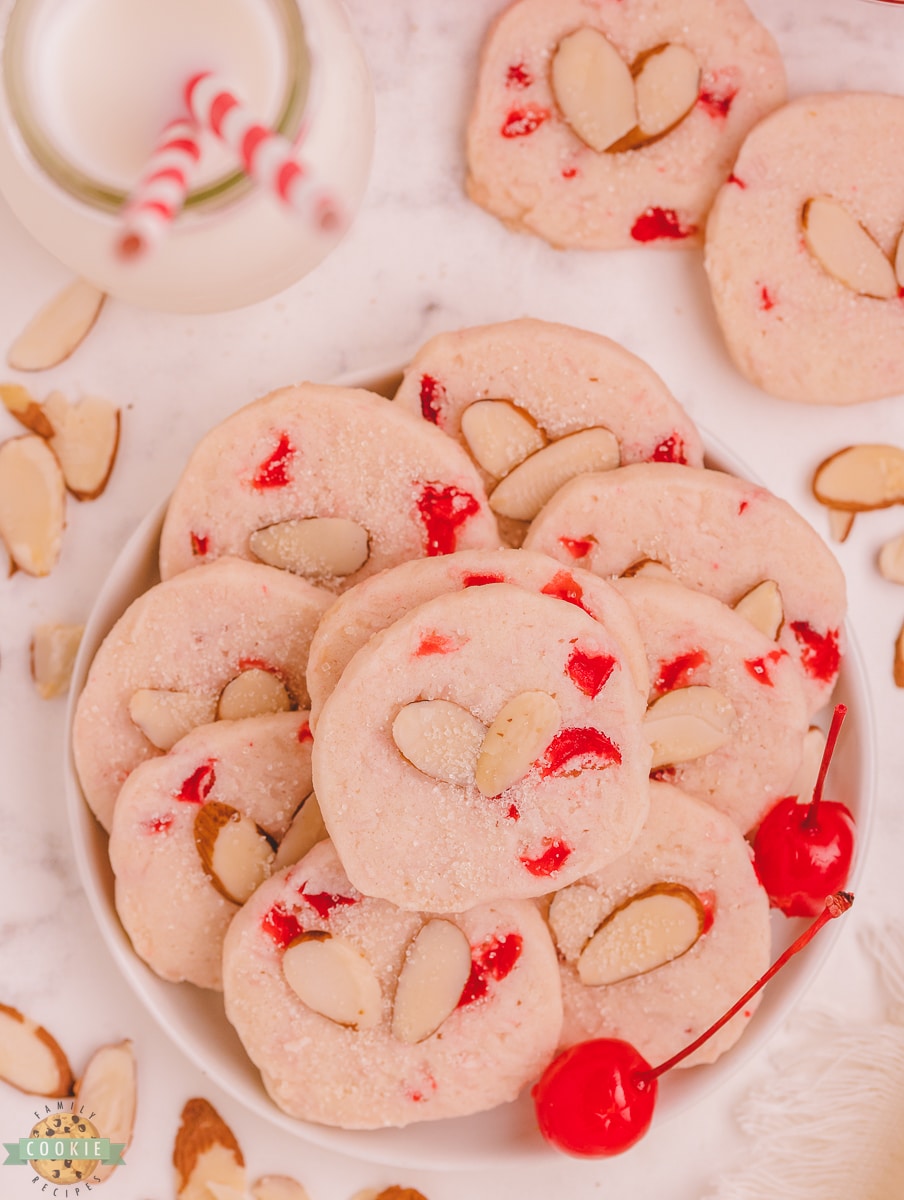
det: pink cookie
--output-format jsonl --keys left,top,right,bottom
{"left": 159, "top": 383, "right": 500, "bottom": 587}
{"left": 466, "top": 0, "right": 785, "bottom": 249}
{"left": 306, "top": 548, "right": 650, "bottom": 725}
{"left": 705, "top": 93, "right": 904, "bottom": 404}
{"left": 222, "top": 840, "right": 562, "bottom": 1128}
{"left": 549, "top": 781, "right": 770, "bottom": 1068}
{"left": 615, "top": 577, "right": 808, "bottom": 831}
{"left": 109, "top": 712, "right": 316, "bottom": 990}
{"left": 524, "top": 463, "right": 846, "bottom": 714}
{"left": 313, "top": 583, "right": 651, "bottom": 911}
{"left": 73, "top": 557, "right": 330, "bottom": 830}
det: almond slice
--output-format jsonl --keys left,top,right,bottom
{"left": 475, "top": 690, "right": 561, "bottom": 797}
{"left": 813, "top": 444, "right": 904, "bottom": 511}
{"left": 173, "top": 1097, "right": 245, "bottom": 1200}
{"left": 733, "top": 579, "right": 783, "bottom": 640}
{"left": 548, "top": 883, "right": 607, "bottom": 962}
{"left": 392, "top": 700, "right": 487, "bottom": 786}
{"left": 31, "top": 622, "right": 84, "bottom": 699}
{"left": 43, "top": 392, "right": 120, "bottom": 500}
{"left": 74, "top": 1040, "right": 136, "bottom": 1182}
{"left": 0, "top": 383, "right": 53, "bottom": 436}
{"left": 878, "top": 534, "right": 904, "bottom": 584}
{"left": 634, "top": 44, "right": 700, "bottom": 138}
{"left": 0, "top": 435, "right": 65, "bottom": 575}
{"left": 802, "top": 197, "right": 898, "bottom": 300}
{"left": 0, "top": 1003, "right": 73, "bottom": 1096}
{"left": 391, "top": 920, "right": 472, "bottom": 1044}
{"left": 551, "top": 27, "right": 637, "bottom": 153}
{"left": 644, "top": 685, "right": 735, "bottom": 768}
{"left": 194, "top": 801, "right": 277, "bottom": 905}
{"left": 896, "top": 621, "right": 904, "bottom": 688}
{"left": 128, "top": 689, "right": 217, "bottom": 751}
{"left": 8, "top": 280, "right": 106, "bottom": 371}
{"left": 274, "top": 791, "right": 327, "bottom": 869}
{"left": 460, "top": 399, "right": 546, "bottom": 479}
{"left": 252, "top": 1177, "right": 311, "bottom": 1200}
{"left": 578, "top": 883, "right": 705, "bottom": 985}
{"left": 249, "top": 517, "right": 369, "bottom": 580}
{"left": 489, "top": 428, "right": 620, "bottom": 521}
{"left": 828, "top": 508, "right": 856, "bottom": 543}
{"left": 282, "top": 932, "right": 382, "bottom": 1029}
{"left": 786, "top": 725, "right": 827, "bottom": 801}
{"left": 217, "top": 668, "right": 292, "bottom": 720}
{"left": 621, "top": 557, "right": 674, "bottom": 581}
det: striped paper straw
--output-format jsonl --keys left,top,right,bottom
{"left": 115, "top": 117, "right": 202, "bottom": 260}
{"left": 185, "top": 71, "right": 342, "bottom": 232}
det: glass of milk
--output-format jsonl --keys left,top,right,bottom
{"left": 0, "top": 0, "right": 374, "bottom": 311}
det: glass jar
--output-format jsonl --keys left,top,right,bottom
{"left": 0, "top": 0, "right": 374, "bottom": 312}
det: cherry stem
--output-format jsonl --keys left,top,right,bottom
{"left": 803, "top": 704, "right": 847, "bottom": 830}
{"left": 637, "top": 890, "right": 854, "bottom": 1083}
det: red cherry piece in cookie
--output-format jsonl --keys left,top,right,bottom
{"left": 261, "top": 903, "right": 303, "bottom": 949}
{"left": 654, "top": 649, "right": 708, "bottom": 693}
{"left": 501, "top": 105, "right": 549, "bottom": 137}
{"left": 175, "top": 760, "right": 216, "bottom": 804}
{"left": 519, "top": 838, "right": 572, "bottom": 877}
{"left": 630, "top": 208, "right": 696, "bottom": 243}
{"left": 419, "top": 374, "right": 444, "bottom": 424}
{"left": 540, "top": 570, "right": 592, "bottom": 615}
{"left": 298, "top": 884, "right": 358, "bottom": 920}
{"left": 539, "top": 728, "right": 621, "bottom": 777}
{"left": 566, "top": 647, "right": 616, "bottom": 698}
{"left": 650, "top": 435, "right": 688, "bottom": 464}
{"left": 790, "top": 622, "right": 841, "bottom": 685}
{"left": 252, "top": 432, "right": 295, "bottom": 489}
{"left": 416, "top": 484, "right": 481, "bottom": 556}
{"left": 415, "top": 630, "right": 464, "bottom": 656}
{"left": 559, "top": 536, "right": 596, "bottom": 559}
{"left": 457, "top": 932, "right": 523, "bottom": 1007}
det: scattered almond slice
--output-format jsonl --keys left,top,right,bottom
{"left": 896, "top": 622, "right": 904, "bottom": 688}
{"left": 7, "top": 280, "right": 106, "bottom": 371}
{"left": 475, "top": 690, "right": 561, "bottom": 797}
{"left": 0, "top": 434, "right": 65, "bottom": 576}
{"left": 0, "top": 1003, "right": 73, "bottom": 1096}
{"left": 828, "top": 508, "right": 856, "bottom": 543}
{"left": 252, "top": 1177, "right": 311, "bottom": 1200}
{"left": 802, "top": 197, "right": 898, "bottom": 300}
{"left": 813, "top": 444, "right": 904, "bottom": 511}
{"left": 194, "top": 801, "right": 277, "bottom": 905}
{"left": 578, "top": 883, "right": 705, "bottom": 985}
{"left": 173, "top": 1097, "right": 245, "bottom": 1200}
{"left": 0, "top": 383, "right": 53, "bottom": 436}
{"left": 392, "top": 700, "right": 487, "bottom": 786}
{"left": 644, "top": 685, "right": 735, "bottom": 769}
{"left": 217, "top": 668, "right": 292, "bottom": 721}
{"left": 551, "top": 27, "right": 637, "bottom": 153}
{"left": 787, "top": 725, "right": 827, "bottom": 802}
{"left": 621, "top": 558, "right": 674, "bottom": 581}
{"left": 548, "top": 883, "right": 607, "bottom": 962}
{"left": 274, "top": 791, "right": 327, "bottom": 869}
{"left": 733, "top": 579, "right": 783, "bottom": 640}
{"left": 633, "top": 43, "right": 700, "bottom": 138}
{"left": 74, "top": 1040, "right": 136, "bottom": 1182}
{"left": 128, "top": 689, "right": 217, "bottom": 751}
{"left": 42, "top": 391, "right": 120, "bottom": 500}
{"left": 460, "top": 399, "right": 546, "bottom": 479}
{"left": 283, "top": 932, "right": 382, "bottom": 1029}
{"left": 31, "top": 622, "right": 83, "bottom": 699}
{"left": 489, "top": 427, "right": 620, "bottom": 521}
{"left": 249, "top": 517, "right": 369, "bottom": 580}
{"left": 391, "top": 920, "right": 472, "bottom": 1044}
{"left": 878, "top": 534, "right": 904, "bottom": 584}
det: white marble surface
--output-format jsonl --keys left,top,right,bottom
{"left": 1, "top": 1, "right": 904, "bottom": 1197}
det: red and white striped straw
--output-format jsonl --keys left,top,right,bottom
{"left": 115, "top": 117, "right": 202, "bottom": 260}
{"left": 185, "top": 71, "right": 342, "bottom": 233}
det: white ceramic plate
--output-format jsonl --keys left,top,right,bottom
{"left": 63, "top": 371, "right": 875, "bottom": 1169}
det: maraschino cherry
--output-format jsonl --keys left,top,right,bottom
{"left": 532, "top": 891, "right": 853, "bottom": 1156}
{"left": 753, "top": 704, "right": 855, "bottom": 917}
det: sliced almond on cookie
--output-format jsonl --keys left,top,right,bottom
{"left": 0, "top": 383, "right": 53, "bottom": 436}
{"left": 813, "top": 444, "right": 904, "bottom": 511}
{"left": 578, "top": 883, "right": 705, "bottom": 985}
{"left": 74, "top": 1040, "right": 136, "bottom": 1182}
{"left": 391, "top": 920, "right": 472, "bottom": 1044}
{"left": 787, "top": 725, "right": 827, "bottom": 801}
{"left": 548, "top": 883, "right": 607, "bottom": 962}
{"left": 489, "top": 427, "right": 620, "bottom": 521}
{"left": 802, "top": 197, "right": 898, "bottom": 300}
{"left": 252, "top": 1177, "right": 311, "bottom": 1200}
{"left": 128, "top": 689, "right": 217, "bottom": 751}
{"left": 43, "top": 392, "right": 120, "bottom": 500}
{"left": 827, "top": 509, "right": 856, "bottom": 543}
{"left": 551, "top": 27, "right": 637, "bottom": 153}
{"left": 0, "top": 435, "right": 65, "bottom": 575}
{"left": 283, "top": 932, "right": 382, "bottom": 1029}
{"left": 217, "top": 668, "right": 292, "bottom": 721}
{"left": 644, "top": 685, "right": 735, "bottom": 768}
{"left": 274, "top": 792, "right": 327, "bottom": 869}
{"left": 31, "top": 622, "right": 83, "bottom": 699}
{"left": 878, "top": 534, "right": 904, "bottom": 583}
{"left": 8, "top": 280, "right": 106, "bottom": 371}
{"left": 733, "top": 579, "right": 783, "bottom": 640}
{"left": 460, "top": 400, "right": 546, "bottom": 479}
{"left": 249, "top": 517, "right": 369, "bottom": 581}
{"left": 194, "top": 801, "right": 276, "bottom": 905}
{"left": 621, "top": 557, "right": 674, "bottom": 581}
{"left": 392, "top": 700, "right": 487, "bottom": 786}
{"left": 475, "top": 691, "right": 561, "bottom": 797}
{"left": 173, "top": 1097, "right": 245, "bottom": 1200}
{"left": 0, "top": 1003, "right": 73, "bottom": 1096}
{"left": 633, "top": 44, "right": 700, "bottom": 138}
